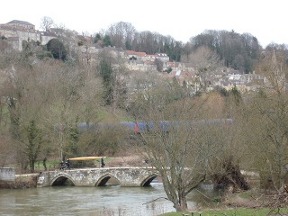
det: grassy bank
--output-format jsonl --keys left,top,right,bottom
{"left": 161, "top": 207, "right": 288, "bottom": 216}
{"left": 160, "top": 187, "right": 288, "bottom": 216}
{"left": 161, "top": 208, "right": 288, "bottom": 216}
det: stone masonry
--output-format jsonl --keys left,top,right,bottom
{"left": 37, "top": 167, "right": 158, "bottom": 187}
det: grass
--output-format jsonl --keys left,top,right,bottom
{"left": 203, "top": 207, "right": 288, "bottom": 216}
{"left": 34, "top": 159, "right": 60, "bottom": 171}
{"left": 160, "top": 207, "right": 288, "bottom": 216}
{"left": 160, "top": 188, "right": 288, "bottom": 216}
{"left": 34, "top": 157, "right": 114, "bottom": 171}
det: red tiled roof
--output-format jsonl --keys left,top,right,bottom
{"left": 126, "top": 50, "right": 147, "bottom": 57}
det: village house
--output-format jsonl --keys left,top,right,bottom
{"left": 0, "top": 20, "right": 56, "bottom": 51}
{"left": 0, "top": 21, "right": 273, "bottom": 95}
{"left": 126, "top": 50, "right": 146, "bottom": 62}
{"left": 155, "top": 53, "right": 169, "bottom": 62}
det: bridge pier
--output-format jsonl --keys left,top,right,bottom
{"left": 37, "top": 167, "right": 158, "bottom": 187}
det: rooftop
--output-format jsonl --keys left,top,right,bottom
{"left": 7, "top": 20, "right": 35, "bottom": 26}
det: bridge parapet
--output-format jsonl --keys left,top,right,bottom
{"left": 37, "top": 167, "right": 158, "bottom": 187}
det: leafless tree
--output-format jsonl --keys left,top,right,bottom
{"left": 182, "top": 46, "right": 222, "bottom": 92}
{"left": 131, "top": 81, "right": 234, "bottom": 211}
{"left": 0, "top": 135, "right": 15, "bottom": 167}
{"left": 247, "top": 48, "right": 288, "bottom": 190}
{"left": 0, "top": 57, "right": 54, "bottom": 171}
{"left": 40, "top": 16, "right": 54, "bottom": 32}
{"left": 106, "top": 22, "right": 136, "bottom": 49}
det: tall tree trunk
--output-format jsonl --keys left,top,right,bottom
{"left": 174, "top": 196, "right": 188, "bottom": 212}
{"left": 30, "top": 160, "right": 35, "bottom": 173}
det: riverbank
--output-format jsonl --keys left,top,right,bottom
{"left": 204, "top": 182, "right": 288, "bottom": 214}
{"left": 0, "top": 173, "right": 38, "bottom": 189}
{"left": 160, "top": 188, "right": 288, "bottom": 216}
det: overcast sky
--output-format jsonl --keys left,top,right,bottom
{"left": 1, "top": 0, "right": 287, "bottom": 47}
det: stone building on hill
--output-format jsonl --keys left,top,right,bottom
{"left": 0, "top": 20, "right": 56, "bottom": 51}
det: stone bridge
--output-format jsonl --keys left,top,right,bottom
{"left": 37, "top": 167, "right": 158, "bottom": 187}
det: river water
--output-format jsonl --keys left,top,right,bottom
{"left": 0, "top": 181, "right": 217, "bottom": 216}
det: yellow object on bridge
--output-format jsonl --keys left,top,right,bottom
{"left": 68, "top": 156, "right": 106, "bottom": 161}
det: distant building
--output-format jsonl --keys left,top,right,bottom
{"left": 5, "top": 20, "right": 35, "bottom": 31}
{"left": 155, "top": 53, "right": 169, "bottom": 62}
{"left": 0, "top": 20, "right": 56, "bottom": 51}
{"left": 40, "top": 31, "right": 57, "bottom": 45}
{"left": 126, "top": 50, "right": 147, "bottom": 61}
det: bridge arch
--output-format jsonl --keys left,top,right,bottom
{"left": 50, "top": 173, "right": 76, "bottom": 186}
{"left": 140, "top": 174, "right": 158, "bottom": 187}
{"left": 95, "top": 174, "right": 120, "bottom": 186}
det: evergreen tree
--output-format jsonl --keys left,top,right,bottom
{"left": 93, "top": 33, "right": 102, "bottom": 44}
{"left": 103, "top": 35, "right": 112, "bottom": 47}
{"left": 24, "top": 120, "right": 43, "bottom": 172}
{"left": 66, "top": 124, "right": 80, "bottom": 157}
{"left": 47, "top": 38, "right": 67, "bottom": 61}
{"left": 98, "top": 56, "right": 114, "bottom": 105}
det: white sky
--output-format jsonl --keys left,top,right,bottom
{"left": 1, "top": 0, "right": 287, "bottom": 47}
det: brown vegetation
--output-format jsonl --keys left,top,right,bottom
{"left": 213, "top": 156, "right": 250, "bottom": 192}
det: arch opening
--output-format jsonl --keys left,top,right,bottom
{"left": 141, "top": 175, "right": 158, "bottom": 187}
{"left": 51, "top": 176, "right": 75, "bottom": 186}
{"left": 96, "top": 175, "right": 120, "bottom": 186}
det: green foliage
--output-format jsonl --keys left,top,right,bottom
{"left": 160, "top": 208, "right": 288, "bottom": 216}
{"left": 98, "top": 55, "right": 114, "bottom": 105}
{"left": 34, "top": 159, "right": 60, "bottom": 171}
{"left": 77, "top": 41, "right": 84, "bottom": 46}
{"left": 214, "top": 86, "right": 228, "bottom": 97}
{"left": 230, "top": 86, "right": 242, "bottom": 105}
{"left": 1, "top": 35, "right": 7, "bottom": 40}
{"left": 125, "top": 40, "right": 131, "bottom": 50}
{"left": 155, "top": 58, "right": 164, "bottom": 72}
{"left": 46, "top": 38, "right": 67, "bottom": 60}
{"left": 23, "top": 120, "right": 43, "bottom": 172}
{"left": 7, "top": 97, "right": 20, "bottom": 139}
{"left": 65, "top": 124, "right": 80, "bottom": 157}
{"left": 36, "top": 50, "right": 53, "bottom": 60}
{"left": 103, "top": 35, "right": 112, "bottom": 47}
{"left": 93, "top": 33, "right": 102, "bottom": 44}
{"left": 99, "top": 59, "right": 113, "bottom": 83}
{"left": 22, "top": 40, "right": 37, "bottom": 57}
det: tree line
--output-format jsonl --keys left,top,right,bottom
{"left": 1, "top": 18, "right": 280, "bottom": 74}
{"left": 93, "top": 21, "right": 280, "bottom": 73}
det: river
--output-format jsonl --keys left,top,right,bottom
{"left": 0, "top": 181, "right": 217, "bottom": 216}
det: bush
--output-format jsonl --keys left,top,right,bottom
{"left": 46, "top": 39, "right": 67, "bottom": 60}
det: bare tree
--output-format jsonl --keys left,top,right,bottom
{"left": 0, "top": 56, "right": 54, "bottom": 171}
{"left": 40, "top": 16, "right": 54, "bottom": 32}
{"left": 106, "top": 22, "right": 136, "bottom": 49}
{"left": 131, "top": 81, "right": 233, "bottom": 211}
{"left": 0, "top": 135, "right": 15, "bottom": 167}
{"left": 1, "top": 52, "right": 106, "bottom": 166}
{"left": 184, "top": 46, "right": 222, "bottom": 92}
{"left": 247, "top": 48, "right": 288, "bottom": 190}
{"left": 38, "top": 60, "right": 87, "bottom": 160}
{"left": 0, "top": 38, "right": 11, "bottom": 53}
